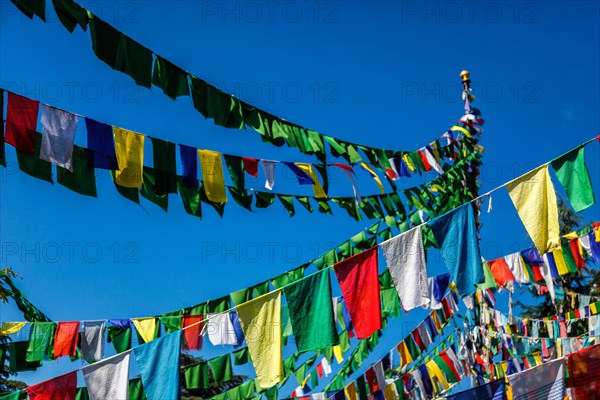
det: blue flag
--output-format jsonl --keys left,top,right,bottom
{"left": 85, "top": 118, "right": 119, "bottom": 170}
{"left": 133, "top": 330, "right": 182, "bottom": 400}
{"left": 429, "top": 204, "right": 483, "bottom": 297}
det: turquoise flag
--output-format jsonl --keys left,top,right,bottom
{"left": 429, "top": 204, "right": 483, "bottom": 297}
{"left": 133, "top": 330, "right": 182, "bottom": 400}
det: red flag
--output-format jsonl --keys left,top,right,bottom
{"left": 53, "top": 321, "right": 79, "bottom": 358}
{"left": 531, "top": 265, "right": 544, "bottom": 282}
{"left": 333, "top": 247, "right": 381, "bottom": 339}
{"left": 568, "top": 343, "right": 600, "bottom": 399}
{"left": 27, "top": 371, "right": 77, "bottom": 400}
{"left": 488, "top": 258, "right": 515, "bottom": 287}
{"left": 412, "top": 328, "right": 426, "bottom": 351}
{"left": 5, "top": 92, "right": 39, "bottom": 154}
{"left": 365, "top": 367, "right": 379, "bottom": 393}
{"left": 316, "top": 362, "right": 323, "bottom": 378}
{"left": 182, "top": 314, "right": 204, "bottom": 350}
{"left": 242, "top": 157, "right": 259, "bottom": 177}
{"left": 439, "top": 350, "right": 460, "bottom": 380}
{"left": 570, "top": 238, "right": 586, "bottom": 269}
{"left": 418, "top": 150, "right": 431, "bottom": 172}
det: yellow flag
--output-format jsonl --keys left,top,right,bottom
{"left": 383, "top": 383, "right": 398, "bottom": 400}
{"left": 344, "top": 382, "right": 359, "bottom": 400}
{"left": 426, "top": 359, "right": 450, "bottom": 391}
{"left": 397, "top": 341, "right": 413, "bottom": 367}
{"left": 114, "top": 127, "right": 145, "bottom": 188}
{"left": 131, "top": 317, "right": 157, "bottom": 343}
{"left": 552, "top": 249, "right": 569, "bottom": 275}
{"left": 296, "top": 163, "right": 327, "bottom": 199}
{"left": 333, "top": 345, "right": 344, "bottom": 364}
{"left": 198, "top": 149, "right": 227, "bottom": 203}
{"left": 0, "top": 322, "right": 27, "bottom": 335}
{"left": 236, "top": 290, "right": 283, "bottom": 389}
{"left": 451, "top": 125, "right": 471, "bottom": 138}
{"left": 534, "top": 353, "right": 542, "bottom": 365}
{"left": 402, "top": 154, "right": 416, "bottom": 172}
{"left": 359, "top": 163, "right": 384, "bottom": 193}
{"left": 507, "top": 165, "right": 560, "bottom": 255}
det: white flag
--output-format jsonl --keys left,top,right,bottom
{"left": 40, "top": 104, "right": 78, "bottom": 171}
{"left": 82, "top": 351, "right": 131, "bottom": 400}
{"left": 381, "top": 227, "right": 429, "bottom": 310}
{"left": 81, "top": 320, "right": 106, "bottom": 362}
{"left": 207, "top": 312, "right": 238, "bottom": 346}
{"left": 260, "top": 160, "right": 276, "bottom": 190}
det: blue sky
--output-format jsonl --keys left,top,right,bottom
{"left": 0, "top": 0, "right": 599, "bottom": 394}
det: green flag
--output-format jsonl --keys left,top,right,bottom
{"left": 551, "top": 146, "right": 595, "bottom": 212}
{"left": 57, "top": 146, "right": 97, "bottom": 197}
{"left": 26, "top": 322, "right": 55, "bottom": 362}
{"left": 140, "top": 167, "right": 168, "bottom": 211}
{"left": 184, "top": 362, "right": 210, "bottom": 389}
{"left": 283, "top": 270, "right": 339, "bottom": 352}
{"left": 209, "top": 354, "right": 233, "bottom": 383}
{"left": 152, "top": 56, "right": 190, "bottom": 99}
{"left": 107, "top": 326, "right": 132, "bottom": 353}
{"left": 151, "top": 138, "right": 177, "bottom": 195}
{"left": 17, "top": 133, "right": 53, "bottom": 183}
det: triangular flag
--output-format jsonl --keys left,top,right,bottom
{"left": 429, "top": 204, "right": 484, "bottom": 297}
{"left": 82, "top": 351, "right": 131, "bottom": 400}
{"left": 131, "top": 318, "right": 158, "bottom": 344}
{"left": 26, "top": 371, "right": 77, "bottom": 400}
{"left": 551, "top": 146, "right": 595, "bottom": 212}
{"left": 133, "top": 331, "right": 182, "bottom": 400}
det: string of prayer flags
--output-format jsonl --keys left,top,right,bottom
{"left": 82, "top": 351, "right": 131, "bottom": 400}
{"left": 133, "top": 330, "right": 182, "bottom": 400}
{"left": 334, "top": 247, "right": 382, "bottom": 339}
{"left": 39, "top": 104, "right": 78, "bottom": 171}
{"left": 113, "top": 127, "right": 145, "bottom": 188}
{"left": 5, "top": 92, "right": 39, "bottom": 154}
{"left": 236, "top": 290, "right": 283, "bottom": 389}
{"left": 507, "top": 165, "right": 561, "bottom": 255}
{"left": 283, "top": 270, "right": 339, "bottom": 353}
{"left": 53, "top": 321, "right": 80, "bottom": 358}
{"left": 198, "top": 149, "right": 227, "bottom": 203}
{"left": 26, "top": 371, "right": 77, "bottom": 400}
{"left": 430, "top": 204, "right": 483, "bottom": 297}
{"left": 380, "top": 227, "right": 429, "bottom": 311}
{"left": 551, "top": 146, "right": 595, "bottom": 212}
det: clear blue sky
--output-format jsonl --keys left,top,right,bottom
{"left": 0, "top": 0, "right": 599, "bottom": 394}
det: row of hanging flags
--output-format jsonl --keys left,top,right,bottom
{"left": 2, "top": 136, "right": 598, "bottom": 399}
{"left": 0, "top": 89, "right": 483, "bottom": 223}
{"left": 7, "top": 0, "right": 484, "bottom": 167}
